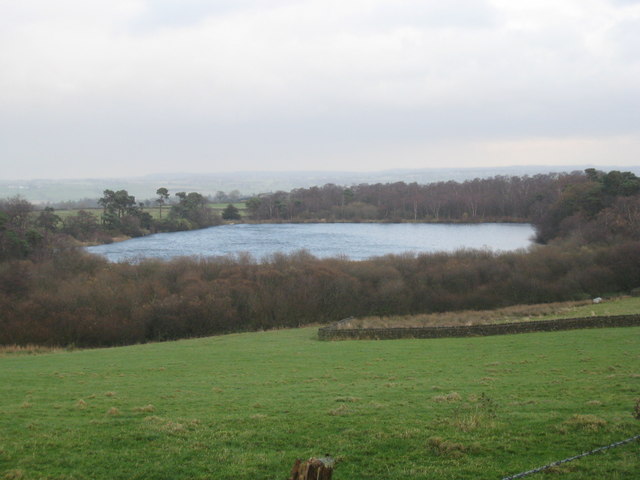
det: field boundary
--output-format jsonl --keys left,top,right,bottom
{"left": 318, "top": 314, "right": 640, "bottom": 340}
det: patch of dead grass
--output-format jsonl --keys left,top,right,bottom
{"left": 427, "top": 437, "right": 478, "bottom": 458}
{"left": 0, "top": 345, "right": 64, "bottom": 356}
{"left": 561, "top": 414, "right": 607, "bottom": 432}
{"left": 433, "top": 392, "right": 462, "bottom": 403}
{"left": 133, "top": 404, "right": 155, "bottom": 413}
{"left": 336, "top": 300, "right": 593, "bottom": 329}
{"left": 451, "top": 413, "right": 496, "bottom": 432}
{"left": 143, "top": 416, "right": 198, "bottom": 434}
{"left": 4, "top": 469, "right": 25, "bottom": 479}
{"left": 328, "top": 404, "right": 350, "bottom": 416}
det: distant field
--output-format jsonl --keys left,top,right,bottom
{"left": 1, "top": 310, "right": 639, "bottom": 479}
{"left": 51, "top": 203, "right": 247, "bottom": 221}
{"left": 341, "top": 296, "right": 640, "bottom": 329}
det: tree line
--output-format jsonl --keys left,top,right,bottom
{"left": 1, "top": 188, "right": 227, "bottom": 247}
{"left": 244, "top": 173, "right": 570, "bottom": 222}
{"left": 0, "top": 186, "right": 243, "bottom": 257}
{"left": 2, "top": 168, "right": 640, "bottom": 347}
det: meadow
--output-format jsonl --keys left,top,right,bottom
{"left": 1, "top": 312, "right": 639, "bottom": 479}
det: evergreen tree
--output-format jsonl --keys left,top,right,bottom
{"left": 222, "top": 203, "right": 241, "bottom": 220}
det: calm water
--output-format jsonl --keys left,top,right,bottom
{"left": 86, "top": 223, "right": 535, "bottom": 262}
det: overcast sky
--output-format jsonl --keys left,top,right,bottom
{"left": 1, "top": 0, "right": 639, "bottom": 179}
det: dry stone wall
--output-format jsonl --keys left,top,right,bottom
{"left": 318, "top": 315, "right": 640, "bottom": 341}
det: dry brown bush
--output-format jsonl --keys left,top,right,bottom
{"left": 2, "top": 238, "right": 639, "bottom": 348}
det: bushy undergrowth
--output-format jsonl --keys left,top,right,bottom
{"left": 2, "top": 240, "right": 640, "bottom": 347}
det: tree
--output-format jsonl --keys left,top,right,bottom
{"left": 213, "top": 191, "right": 228, "bottom": 203}
{"left": 602, "top": 170, "right": 640, "bottom": 197}
{"left": 62, "top": 210, "right": 99, "bottom": 241}
{"left": 99, "top": 189, "right": 138, "bottom": 223}
{"left": 245, "top": 197, "right": 262, "bottom": 219}
{"left": 97, "top": 189, "right": 151, "bottom": 235}
{"left": 155, "top": 187, "right": 170, "bottom": 219}
{"left": 170, "top": 192, "right": 219, "bottom": 228}
{"left": 0, "top": 196, "right": 33, "bottom": 232}
{"left": 228, "top": 190, "right": 241, "bottom": 202}
{"left": 0, "top": 197, "right": 48, "bottom": 260}
{"left": 35, "top": 207, "right": 61, "bottom": 232}
{"left": 222, "top": 203, "right": 241, "bottom": 220}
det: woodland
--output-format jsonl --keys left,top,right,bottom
{"left": 1, "top": 168, "right": 640, "bottom": 347}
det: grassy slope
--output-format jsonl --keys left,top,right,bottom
{"left": 1, "top": 323, "right": 639, "bottom": 479}
{"left": 541, "top": 296, "right": 640, "bottom": 317}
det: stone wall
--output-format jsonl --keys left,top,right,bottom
{"left": 318, "top": 315, "right": 640, "bottom": 341}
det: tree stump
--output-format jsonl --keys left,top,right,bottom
{"left": 289, "top": 457, "right": 334, "bottom": 480}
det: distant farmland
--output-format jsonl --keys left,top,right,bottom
{"left": 53, "top": 203, "right": 246, "bottom": 221}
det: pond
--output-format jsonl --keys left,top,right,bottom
{"left": 86, "top": 222, "right": 536, "bottom": 262}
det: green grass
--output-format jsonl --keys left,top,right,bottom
{"left": 208, "top": 202, "right": 246, "bottom": 210}
{"left": 51, "top": 208, "right": 102, "bottom": 220}
{"left": 1, "top": 325, "right": 639, "bottom": 479}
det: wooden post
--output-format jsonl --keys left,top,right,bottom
{"left": 289, "top": 457, "right": 334, "bottom": 480}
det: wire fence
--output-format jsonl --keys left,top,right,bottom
{"left": 501, "top": 433, "right": 640, "bottom": 480}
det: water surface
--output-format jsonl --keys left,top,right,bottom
{"left": 87, "top": 223, "right": 535, "bottom": 262}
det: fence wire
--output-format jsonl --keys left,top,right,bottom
{"left": 501, "top": 433, "right": 640, "bottom": 480}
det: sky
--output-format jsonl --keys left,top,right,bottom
{"left": 1, "top": 0, "right": 639, "bottom": 180}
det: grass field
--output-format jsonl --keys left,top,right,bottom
{"left": 1, "top": 309, "right": 639, "bottom": 479}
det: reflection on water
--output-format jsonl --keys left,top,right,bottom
{"left": 86, "top": 222, "right": 535, "bottom": 262}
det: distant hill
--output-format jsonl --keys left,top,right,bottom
{"left": 3, "top": 165, "right": 639, "bottom": 203}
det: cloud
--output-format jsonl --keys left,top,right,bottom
{"left": 128, "top": 0, "right": 298, "bottom": 32}
{"left": 609, "top": 0, "right": 640, "bottom": 6}
{"left": 607, "top": 18, "right": 640, "bottom": 62}
{"left": 0, "top": 0, "right": 639, "bottom": 179}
